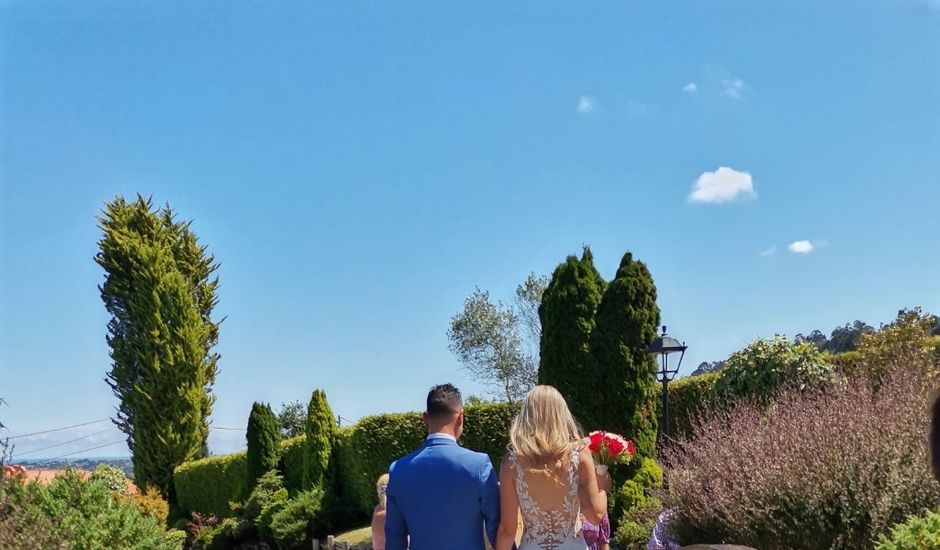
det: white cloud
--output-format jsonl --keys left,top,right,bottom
{"left": 683, "top": 83, "right": 698, "bottom": 94}
{"left": 760, "top": 246, "right": 777, "bottom": 257}
{"left": 576, "top": 95, "right": 596, "bottom": 114}
{"left": 721, "top": 77, "right": 747, "bottom": 99}
{"left": 688, "top": 167, "right": 757, "bottom": 204}
{"left": 788, "top": 240, "right": 814, "bottom": 254}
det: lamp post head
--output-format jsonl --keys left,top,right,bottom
{"left": 649, "top": 325, "right": 687, "bottom": 382}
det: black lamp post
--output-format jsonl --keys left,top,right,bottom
{"left": 648, "top": 325, "right": 687, "bottom": 441}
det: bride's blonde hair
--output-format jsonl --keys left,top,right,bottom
{"left": 509, "top": 385, "right": 583, "bottom": 468}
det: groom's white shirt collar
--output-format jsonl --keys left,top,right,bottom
{"left": 426, "top": 432, "right": 457, "bottom": 442}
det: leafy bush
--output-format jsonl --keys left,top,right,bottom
{"left": 122, "top": 485, "right": 170, "bottom": 525}
{"left": 714, "top": 335, "right": 833, "bottom": 400}
{"left": 247, "top": 402, "right": 281, "bottom": 491}
{"left": 610, "top": 458, "right": 664, "bottom": 550}
{"left": 876, "top": 510, "right": 940, "bottom": 550}
{"left": 0, "top": 468, "right": 177, "bottom": 549}
{"left": 269, "top": 488, "right": 324, "bottom": 549}
{"left": 174, "top": 449, "right": 248, "bottom": 518}
{"left": 164, "top": 528, "right": 187, "bottom": 549}
{"left": 243, "top": 469, "right": 288, "bottom": 521}
{"left": 89, "top": 463, "right": 131, "bottom": 496}
{"left": 849, "top": 309, "right": 940, "bottom": 382}
{"left": 664, "top": 370, "right": 940, "bottom": 550}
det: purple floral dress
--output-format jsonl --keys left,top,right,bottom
{"left": 582, "top": 514, "right": 610, "bottom": 550}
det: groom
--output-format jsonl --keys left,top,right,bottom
{"left": 385, "top": 384, "right": 501, "bottom": 550}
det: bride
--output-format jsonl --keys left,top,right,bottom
{"left": 495, "top": 386, "right": 611, "bottom": 550}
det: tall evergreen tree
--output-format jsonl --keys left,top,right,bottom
{"left": 246, "top": 402, "right": 280, "bottom": 491}
{"left": 538, "top": 247, "right": 606, "bottom": 427}
{"left": 96, "top": 196, "right": 220, "bottom": 499}
{"left": 590, "top": 252, "right": 661, "bottom": 458}
{"left": 302, "top": 389, "right": 336, "bottom": 490}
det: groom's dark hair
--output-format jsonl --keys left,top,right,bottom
{"left": 427, "top": 384, "right": 462, "bottom": 421}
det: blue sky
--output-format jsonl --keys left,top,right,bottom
{"left": 1, "top": 0, "right": 938, "bottom": 458}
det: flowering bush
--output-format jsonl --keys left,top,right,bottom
{"left": 714, "top": 335, "right": 833, "bottom": 401}
{"left": 664, "top": 370, "right": 940, "bottom": 550}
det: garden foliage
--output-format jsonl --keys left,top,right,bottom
{"left": 875, "top": 510, "right": 940, "bottom": 550}
{"left": 0, "top": 468, "right": 178, "bottom": 549}
{"left": 246, "top": 401, "right": 281, "bottom": 491}
{"left": 97, "top": 195, "right": 220, "bottom": 500}
{"left": 664, "top": 369, "right": 940, "bottom": 550}
{"left": 303, "top": 389, "right": 336, "bottom": 491}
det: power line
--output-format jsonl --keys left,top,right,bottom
{"left": 11, "top": 427, "right": 118, "bottom": 460}
{"left": 7, "top": 419, "right": 110, "bottom": 440}
{"left": 210, "top": 426, "right": 245, "bottom": 431}
{"left": 41, "top": 439, "right": 127, "bottom": 463}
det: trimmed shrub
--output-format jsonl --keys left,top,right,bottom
{"left": 714, "top": 335, "right": 833, "bottom": 401}
{"left": 664, "top": 372, "right": 722, "bottom": 439}
{"left": 175, "top": 402, "right": 514, "bottom": 521}
{"left": 280, "top": 434, "right": 306, "bottom": 492}
{"left": 664, "top": 370, "right": 940, "bottom": 549}
{"left": 340, "top": 411, "right": 425, "bottom": 515}
{"left": 247, "top": 402, "right": 281, "bottom": 491}
{"left": 876, "top": 510, "right": 940, "bottom": 550}
{"left": 303, "top": 389, "right": 336, "bottom": 491}
{"left": 269, "top": 488, "right": 325, "bottom": 549}
{"left": 174, "top": 450, "right": 248, "bottom": 518}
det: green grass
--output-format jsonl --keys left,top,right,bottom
{"left": 336, "top": 526, "right": 372, "bottom": 545}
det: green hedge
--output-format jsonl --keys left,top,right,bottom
{"left": 174, "top": 450, "right": 248, "bottom": 518}
{"left": 665, "top": 373, "right": 723, "bottom": 439}
{"left": 174, "top": 403, "right": 514, "bottom": 520}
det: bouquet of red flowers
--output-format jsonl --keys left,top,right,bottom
{"left": 587, "top": 430, "right": 635, "bottom": 474}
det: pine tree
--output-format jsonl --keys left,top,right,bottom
{"left": 538, "top": 247, "right": 606, "bottom": 428}
{"left": 302, "top": 390, "right": 336, "bottom": 490}
{"left": 590, "top": 252, "right": 661, "bottom": 458}
{"left": 246, "top": 402, "right": 281, "bottom": 491}
{"left": 96, "top": 195, "right": 220, "bottom": 500}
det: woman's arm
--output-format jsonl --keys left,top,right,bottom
{"left": 577, "top": 446, "right": 608, "bottom": 524}
{"left": 495, "top": 455, "right": 520, "bottom": 550}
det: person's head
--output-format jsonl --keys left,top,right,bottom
{"left": 376, "top": 473, "right": 389, "bottom": 509}
{"left": 509, "top": 385, "right": 582, "bottom": 468}
{"left": 423, "top": 383, "right": 464, "bottom": 439}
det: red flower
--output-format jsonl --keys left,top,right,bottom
{"left": 606, "top": 437, "right": 625, "bottom": 456}
{"left": 588, "top": 431, "right": 604, "bottom": 453}
{"left": 626, "top": 440, "right": 636, "bottom": 457}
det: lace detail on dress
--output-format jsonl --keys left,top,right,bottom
{"left": 511, "top": 447, "right": 584, "bottom": 550}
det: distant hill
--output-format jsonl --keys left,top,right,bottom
{"left": 13, "top": 456, "right": 133, "bottom": 478}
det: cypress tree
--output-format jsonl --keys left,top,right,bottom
{"left": 590, "top": 252, "right": 661, "bottom": 459}
{"left": 538, "top": 246, "right": 606, "bottom": 428}
{"left": 302, "top": 389, "right": 336, "bottom": 490}
{"left": 96, "top": 195, "right": 220, "bottom": 500}
{"left": 246, "top": 402, "right": 281, "bottom": 491}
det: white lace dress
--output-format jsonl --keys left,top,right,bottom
{"left": 510, "top": 448, "right": 587, "bottom": 550}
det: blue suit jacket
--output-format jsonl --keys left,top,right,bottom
{"left": 385, "top": 434, "right": 500, "bottom": 550}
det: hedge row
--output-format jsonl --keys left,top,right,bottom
{"left": 174, "top": 391, "right": 734, "bottom": 520}
{"left": 173, "top": 403, "right": 515, "bottom": 520}
{"left": 174, "top": 450, "right": 248, "bottom": 518}
{"left": 664, "top": 373, "right": 723, "bottom": 439}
